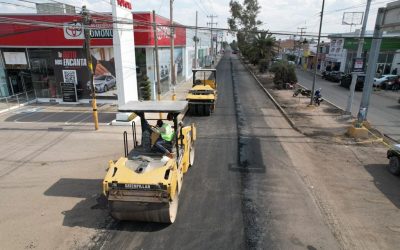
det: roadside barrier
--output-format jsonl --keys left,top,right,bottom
{"left": 0, "top": 90, "right": 37, "bottom": 114}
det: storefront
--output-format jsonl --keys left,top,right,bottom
{"left": 0, "top": 12, "right": 186, "bottom": 103}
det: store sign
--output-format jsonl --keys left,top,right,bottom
{"left": 3, "top": 52, "right": 27, "bottom": 65}
{"left": 64, "top": 22, "right": 84, "bottom": 39}
{"left": 55, "top": 51, "right": 87, "bottom": 67}
{"left": 117, "top": 0, "right": 132, "bottom": 10}
{"left": 156, "top": 26, "right": 175, "bottom": 41}
{"left": 60, "top": 82, "right": 78, "bottom": 102}
{"left": 352, "top": 58, "right": 365, "bottom": 73}
{"left": 63, "top": 22, "right": 113, "bottom": 40}
{"left": 91, "top": 29, "right": 113, "bottom": 38}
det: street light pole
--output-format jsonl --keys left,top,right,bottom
{"left": 82, "top": 5, "right": 99, "bottom": 130}
{"left": 170, "top": 0, "right": 176, "bottom": 100}
{"left": 358, "top": 8, "right": 385, "bottom": 122}
{"left": 310, "top": 0, "right": 325, "bottom": 105}
{"left": 194, "top": 11, "right": 198, "bottom": 68}
{"left": 346, "top": 0, "right": 372, "bottom": 114}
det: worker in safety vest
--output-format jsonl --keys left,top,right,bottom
{"left": 154, "top": 119, "right": 175, "bottom": 158}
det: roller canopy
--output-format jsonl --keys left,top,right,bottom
{"left": 118, "top": 101, "right": 188, "bottom": 113}
{"left": 192, "top": 68, "right": 217, "bottom": 72}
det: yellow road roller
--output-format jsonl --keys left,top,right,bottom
{"left": 103, "top": 101, "right": 196, "bottom": 223}
{"left": 186, "top": 68, "right": 217, "bottom": 116}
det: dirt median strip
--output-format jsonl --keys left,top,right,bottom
{"left": 240, "top": 58, "right": 399, "bottom": 147}
{"left": 239, "top": 58, "right": 303, "bottom": 135}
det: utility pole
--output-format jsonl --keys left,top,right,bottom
{"left": 310, "top": 0, "right": 325, "bottom": 105}
{"left": 194, "top": 11, "right": 198, "bottom": 68}
{"left": 358, "top": 8, "right": 385, "bottom": 122}
{"left": 82, "top": 5, "right": 99, "bottom": 130}
{"left": 297, "top": 27, "right": 306, "bottom": 65}
{"left": 152, "top": 11, "right": 161, "bottom": 101}
{"left": 170, "top": 0, "right": 176, "bottom": 100}
{"left": 207, "top": 15, "right": 217, "bottom": 59}
{"left": 152, "top": 10, "right": 162, "bottom": 119}
{"left": 346, "top": 0, "right": 372, "bottom": 114}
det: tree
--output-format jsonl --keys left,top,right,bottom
{"left": 139, "top": 75, "right": 151, "bottom": 100}
{"left": 270, "top": 61, "right": 297, "bottom": 88}
{"left": 228, "top": 0, "right": 276, "bottom": 69}
{"left": 228, "top": 0, "right": 262, "bottom": 57}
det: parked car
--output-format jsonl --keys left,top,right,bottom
{"left": 87, "top": 75, "right": 116, "bottom": 93}
{"left": 380, "top": 75, "right": 399, "bottom": 90}
{"left": 340, "top": 73, "right": 365, "bottom": 91}
{"left": 373, "top": 74, "right": 398, "bottom": 88}
{"left": 322, "top": 71, "right": 345, "bottom": 82}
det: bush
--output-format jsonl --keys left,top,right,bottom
{"left": 139, "top": 75, "right": 151, "bottom": 100}
{"left": 270, "top": 61, "right": 297, "bottom": 87}
{"left": 287, "top": 54, "right": 296, "bottom": 61}
{"left": 259, "top": 59, "right": 268, "bottom": 73}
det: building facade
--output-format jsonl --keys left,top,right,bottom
{"left": 324, "top": 32, "right": 400, "bottom": 75}
{"left": 0, "top": 12, "right": 210, "bottom": 103}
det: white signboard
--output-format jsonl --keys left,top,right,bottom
{"left": 383, "top": 1, "right": 400, "bottom": 31}
{"left": 112, "top": 0, "right": 138, "bottom": 106}
{"left": 3, "top": 52, "right": 27, "bottom": 65}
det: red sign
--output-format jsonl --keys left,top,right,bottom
{"left": 117, "top": 0, "right": 132, "bottom": 10}
{"left": 0, "top": 13, "right": 186, "bottom": 47}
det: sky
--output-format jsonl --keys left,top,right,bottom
{"left": 1, "top": 0, "right": 397, "bottom": 40}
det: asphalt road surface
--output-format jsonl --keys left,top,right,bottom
{"left": 99, "top": 53, "right": 339, "bottom": 249}
{"left": 296, "top": 69, "right": 400, "bottom": 142}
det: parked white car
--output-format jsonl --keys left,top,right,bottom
{"left": 373, "top": 74, "right": 398, "bottom": 87}
{"left": 87, "top": 75, "right": 116, "bottom": 93}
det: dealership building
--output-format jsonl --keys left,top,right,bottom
{"left": 0, "top": 10, "right": 211, "bottom": 103}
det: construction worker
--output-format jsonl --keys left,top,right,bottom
{"left": 154, "top": 119, "right": 175, "bottom": 158}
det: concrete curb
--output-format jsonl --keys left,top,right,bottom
{"left": 239, "top": 58, "right": 303, "bottom": 134}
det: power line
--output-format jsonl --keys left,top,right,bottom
{"left": 0, "top": 12, "right": 398, "bottom": 40}
{"left": 0, "top": 0, "right": 35, "bottom": 10}
{"left": 194, "top": 0, "right": 209, "bottom": 16}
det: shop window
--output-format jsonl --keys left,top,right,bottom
{"left": 28, "top": 49, "right": 57, "bottom": 98}
{"left": 0, "top": 51, "right": 9, "bottom": 97}
{"left": 378, "top": 53, "right": 387, "bottom": 63}
{"left": 2, "top": 49, "right": 31, "bottom": 96}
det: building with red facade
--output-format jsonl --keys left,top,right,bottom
{"left": 0, "top": 12, "right": 208, "bottom": 103}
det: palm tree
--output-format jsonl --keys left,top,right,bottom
{"left": 253, "top": 32, "right": 275, "bottom": 62}
{"left": 250, "top": 32, "right": 275, "bottom": 72}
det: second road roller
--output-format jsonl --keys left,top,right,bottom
{"left": 186, "top": 68, "right": 217, "bottom": 116}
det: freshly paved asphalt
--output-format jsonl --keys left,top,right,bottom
{"left": 99, "top": 53, "right": 339, "bottom": 249}
{"left": 296, "top": 69, "right": 400, "bottom": 141}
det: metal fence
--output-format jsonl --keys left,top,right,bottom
{"left": 0, "top": 90, "right": 37, "bottom": 113}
